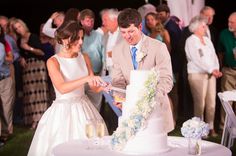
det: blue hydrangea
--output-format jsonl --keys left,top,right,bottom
{"left": 181, "top": 117, "right": 210, "bottom": 139}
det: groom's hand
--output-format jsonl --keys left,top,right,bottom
{"left": 102, "top": 83, "right": 112, "bottom": 93}
{"left": 113, "top": 95, "right": 125, "bottom": 109}
{"left": 113, "top": 101, "right": 122, "bottom": 109}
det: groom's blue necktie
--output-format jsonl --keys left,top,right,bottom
{"left": 131, "top": 46, "right": 138, "bottom": 70}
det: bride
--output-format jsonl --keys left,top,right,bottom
{"left": 28, "top": 21, "right": 108, "bottom": 156}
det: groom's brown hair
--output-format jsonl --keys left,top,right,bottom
{"left": 118, "top": 8, "right": 142, "bottom": 28}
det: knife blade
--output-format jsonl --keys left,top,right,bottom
{"left": 111, "top": 87, "right": 126, "bottom": 93}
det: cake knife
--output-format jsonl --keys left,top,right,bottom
{"left": 111, "top": 87, "right": 126, "bottom": 93}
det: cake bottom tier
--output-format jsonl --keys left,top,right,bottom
{"left": 122, "top": 133, "right": 169, "bottom": 154}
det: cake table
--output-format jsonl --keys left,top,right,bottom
{"left": 52, "top": 136, "right": 231, "bottom": 156}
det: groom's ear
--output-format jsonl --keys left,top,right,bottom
{"left": 138, "top": 23, "right": 142, "bottom": 31}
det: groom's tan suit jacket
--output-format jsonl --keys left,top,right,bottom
{"left": 112, "top": 34, "right": 174, "bottom": 133}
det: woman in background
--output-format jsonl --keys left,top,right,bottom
{"left": 145, "top": 12, "right": 171, "bottom": 52}
{"left": 13, "top": 19, "right": 48, "bottom": 130}
{"left": 185, "top": 15, "right": 222, "bottom": 137}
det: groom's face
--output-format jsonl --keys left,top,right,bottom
{"left": 120, "top": 23, "right": 142, "bottom": 45}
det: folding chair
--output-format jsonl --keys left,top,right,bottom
{"left": 218, "top": 90, "right": 236, "bottom": 149}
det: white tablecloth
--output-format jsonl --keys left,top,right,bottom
{"left": 52, "top": 136, "right": 231, "bottom": 156}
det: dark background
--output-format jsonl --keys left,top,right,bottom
{"left": 0, "top": 0, "right": 235, "bottom": 34}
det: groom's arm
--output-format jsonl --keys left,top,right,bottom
{"left": 154, "top": 42, "right": 173, "bottom": 95}
{"left": 111, "top": 45, "right": 127, "bottom": 89}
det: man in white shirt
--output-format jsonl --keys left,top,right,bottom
{"left": 101, "top": 8, "right": 123, "bottom": 76}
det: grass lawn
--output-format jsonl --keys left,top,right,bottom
{"left": 0, "top": 125, "right": 34, "bottom": 156}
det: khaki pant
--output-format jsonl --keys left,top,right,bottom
{"left": 220, "top": 67, "right": 236, "bottom": 129}
{"left": 0, "top": 77, "right": 15, "bottom": 135}
{"left": 188, "top": 73, "right": 216, "bottom": 129}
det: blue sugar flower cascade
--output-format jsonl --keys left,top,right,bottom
{"left": 111, "top": 69, "right": 159, "bottom": 151}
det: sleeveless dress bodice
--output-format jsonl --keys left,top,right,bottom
{"left": 53, "top": 54, "right": 88, "bottom": 99}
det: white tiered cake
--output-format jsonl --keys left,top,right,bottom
{"left": 117, "top": 70, "right": 169, "bottom": 154}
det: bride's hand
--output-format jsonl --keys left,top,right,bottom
{"left": 88, "top": 75, "right": 106, "bottom": 87}
{"left": 102, "top": 83, "right": 112, "bottom": 93}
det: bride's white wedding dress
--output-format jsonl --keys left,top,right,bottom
{"left": 28, "top": 53, "right": 108, "bottom": 156}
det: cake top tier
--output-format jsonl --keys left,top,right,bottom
{"left": 130, "top": 70, "right": 151, "bottom": 86}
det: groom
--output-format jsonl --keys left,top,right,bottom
{"left": 111, "top": 8, "right": 174, "bottom": 133}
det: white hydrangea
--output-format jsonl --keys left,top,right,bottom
{"left": 181, "top": 117, "right": 210, "bottom": 139}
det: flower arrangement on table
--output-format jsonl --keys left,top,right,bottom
{"left": 111, "top": 68, "right": 159, "bottom": 151}
{"left": 181, "top": 117, "right": 210, "bottom": 155}
{"left": 181, "top": 117, "right": 209, "bottom": 139}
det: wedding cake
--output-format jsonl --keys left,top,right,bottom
{"left": 111, "top": 70, "right": 169, "bottom": 154}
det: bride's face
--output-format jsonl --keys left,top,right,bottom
{"left": 70, "top": 30, "right": 84, "bottom": 53}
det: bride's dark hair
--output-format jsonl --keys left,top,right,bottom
{"left": 55, "top": 20, "right": 84, "bottom": 48}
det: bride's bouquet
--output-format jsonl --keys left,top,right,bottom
{"left": 181, "top": 117, "right": 209, "bottom": 139}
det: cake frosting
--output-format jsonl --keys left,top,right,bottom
{"left": 115, "top": 70, "right": 169, "bottom": 154}
{"left": 122, "top": 70, "right": 150, "bottom": 118}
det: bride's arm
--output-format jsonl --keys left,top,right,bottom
{"left": 47, "top": 57, "right": 105, "bottom": 94}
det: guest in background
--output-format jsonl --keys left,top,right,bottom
{"left": 145, "top": 12, "right": 171, "bottom": 52}
{"left": 178, "top": 6, "right": 219, "bottom": 121}
{"left": 218, "top": 12, "right": 236, "bottom": 131}
{"left": 64, "top": 8, "right": 80, "bottom": 22}
{"left": 101, "top": 8, "right": 123, "bottom": 76}
{"left": 13, "top": 19, "right": 49, "bottom": 130}
{"left": 42, "top": 12, "right": 65, "bottom": 39}
{"left": 200, "top": 6, "right": 219, "bottom": 50}
{"left": 80, "top": 9, "right": 105, "bottom": 111}
{"left": 0, "top": 27, "right": 15, "bottom": 143}
{"left": 1, "top": 16, "right": 23, "bottom": 124}
{"left": 200, "top": 6, "right": 221, "bottom": 132}
{"left": 156, "top": 4, "right": 182, "bottom": 123}
{"left": 185, "top": 16, "right": 222, "bottom": 137}
{"left": 42, "top": 11, "right": 65, "bottom": 53}
{"left": 0, "top": 43, "right": 7, "bottom": 147}
{"left": 137, "top": 3, "right": 156, "bottom": 35}
{"left": 96, "top": 9, "right": 110, "bottom": 36}
{"left": 6, "top": 17, "right": 18, "bottom": 41}
{"left": 0, "top": 16, "right": 20, "bottom": 62}
{"left": 0, "top": 16, "right": 20, "bottom": 80}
